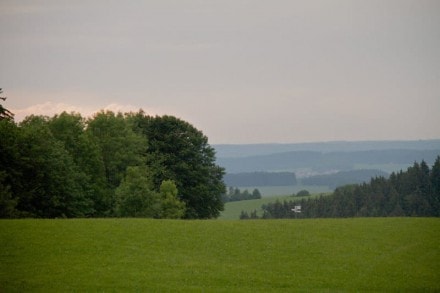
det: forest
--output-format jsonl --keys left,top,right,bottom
{"left": 224, "top": 169, "right": 391, "bottom": 191}
{"left": 258, "top": 159, "right": 440, "bottom": 219}
{"left": 301, "top": 169, "right": 389, "bottom": 188}
{"left": 217, "top": 147, "right": 440, "bottom": 174}
{"left": 0, "top": 110, "right": 226, "bottom": 219}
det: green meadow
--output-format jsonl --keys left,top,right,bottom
{"left": 1, "top": 218, "right": 439, "bottom": 292}
{"left": 220, "top": 185, "right": 332, "bottom": 220}
{"left": 220, "top": 194, "right": 327, "bottom": 220}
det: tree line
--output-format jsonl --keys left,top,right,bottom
{"left": 250, "top": 159, "right": 440, "bottom": 219}
{"left": 222, "top": 187, "right": 262, "bottom": 202}
{"left": 0, "top": 110, "right": 225, "bottom": 219}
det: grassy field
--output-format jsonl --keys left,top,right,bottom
{"left": 1, "top": 218, "right": 438, "bottom": 292}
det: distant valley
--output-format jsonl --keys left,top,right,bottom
{"left": 214, "top": 140, "right": 440, "bottom": 190}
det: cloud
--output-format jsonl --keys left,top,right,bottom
{"left": 11, "top": 102, "right": 162, "bottom": 122}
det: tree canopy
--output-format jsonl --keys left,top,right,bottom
{"left": 0, "top": 88, "right": 14, "bottom": 121}
{"left": 0, "top": 110, "right": 224, "bottom": 219}
{"left": 131, "top": 114, "right": 225, "bottom": 219}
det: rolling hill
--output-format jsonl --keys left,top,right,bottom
{"left": 214, "top": 140, "right": 440, "bottom": 177}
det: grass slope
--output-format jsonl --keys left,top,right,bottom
{"left": 1, "top": 218, "right": 439, "bottom": 292}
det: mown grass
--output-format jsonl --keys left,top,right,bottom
{"left": 1, "top": 218, "right": 439, "bottom": 292}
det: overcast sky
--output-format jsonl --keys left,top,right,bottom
{"left": 1, "top": 0, "right": 439, "bottom": 144}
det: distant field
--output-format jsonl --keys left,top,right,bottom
{"left": 220, "top": 195, "right": 294, "bottom": 220}
{"left": 220, "top": 194, "right": 324, "bottom": 220}
{"left": 220, "top": 192, "right": 329, "bottom": 220}
{"left": 1, "top": 218, "right": 438, "bottom": 291}
{"left": 221, "top": 186, "right": 331, "bottom": 220}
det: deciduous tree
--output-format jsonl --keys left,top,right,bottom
{"left": 132, "top": 114, "right": 225, "bottom": 219}
{"left": 159, "top": 180, "right": 186, "bottom": 219}
{"left": 115, "top": 166, "right": 160, "bottom": 217}
{"left": 87, "top": 111, "right": 147, "bottom": 188}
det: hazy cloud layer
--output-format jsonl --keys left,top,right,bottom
{"left": 1, "top": 0, "right": 439, "bottom": 143}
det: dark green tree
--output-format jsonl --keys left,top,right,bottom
{"left": 0, "top": 89, "right": 14, "bottom": 121}
{"left": 17, "top": 115, "right": 94, "bottom": 217}
{"left": 0, "top": 120, "right": 21, "bottom": 217}
{"left": 239, "top": 210, "right": 250, "bottom": 219}
{"left": 49, "top": 112, "right": 109, "bottom": 216}
{"left": 252, "top": 188, "right": 262, "bottom": 199}
{"left": 241, "top": 189, "right": 250, "bottom": 200}
{"left": 430, "top": 156, "right": 440, "bottom": 216}
{"left": 432, "top": 156, "right": 440, "bottom": 194}
{"left": 132, "top": 113, "right": 225, "bottom": 219}
{"left": 87, "top": 111, "right": 147, "bottom": 188}
{"left": 0, "top": 171, "right": 18, "bottom": 218}
{"left": 296, "top": 189, "right": 310, "bottom": 197}
{"left": 250, "top": 209, "right": 259, "bottom": 219}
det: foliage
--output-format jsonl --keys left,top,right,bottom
{"left": 14, "top": 115, "right": 94, "bottom": 217}
{"left": 115, "top": 166, "right": 160, "bottom": 217}
{"left": 0, "top": 88, "right": 14, "bottom": 121}
{"left": 260, "top": 159, "right": 440, "bottom": 219}
{"left": 48, "top": 112, "right": 109, "bottom": 216}
{"left": 0, "top": 110, "right": 223, "bottom": 219}
{"left": 131, "top": 114, "right": 225, "bottom": 219}
{"left": 158, "top": 180, "right": 186, "bottom": 219}
{"left": 0, "top": 120, "right": 21, "bottom": 217}
{"left": 295, "top": 189, "right": 310, "bottom": 197}
{"left": 0, "top": 171, "right": 17, "bottom": 218}
{"left": 1, "top": 218, "right": 439, "bottom": 291}
{"left": 239, "top": 209, "right": 258, "bottom": 219}
{"left": 87, "top": 111, "right": 147, "bottom": 189}
{"left": 223, "top": 187, "right": 262, "bottom": 202}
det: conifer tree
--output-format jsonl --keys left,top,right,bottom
{"left": 0, "top": 89, "right": 14, "bottom": 121}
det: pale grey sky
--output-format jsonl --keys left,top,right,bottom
{"left": 1, "top": 0, "right": 439, "bottom": 143}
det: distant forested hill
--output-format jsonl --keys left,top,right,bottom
{"left": 216, "top": 148, "right": 440, "bottom": 174}
{"left": 214, "top": 140, "right": 440, "bottom": 158}
{"left": 301, "top": 169, "right": 389, "bottom": 189}
{"left": 224, "top": 172, "right": 297, "bottom": 187}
